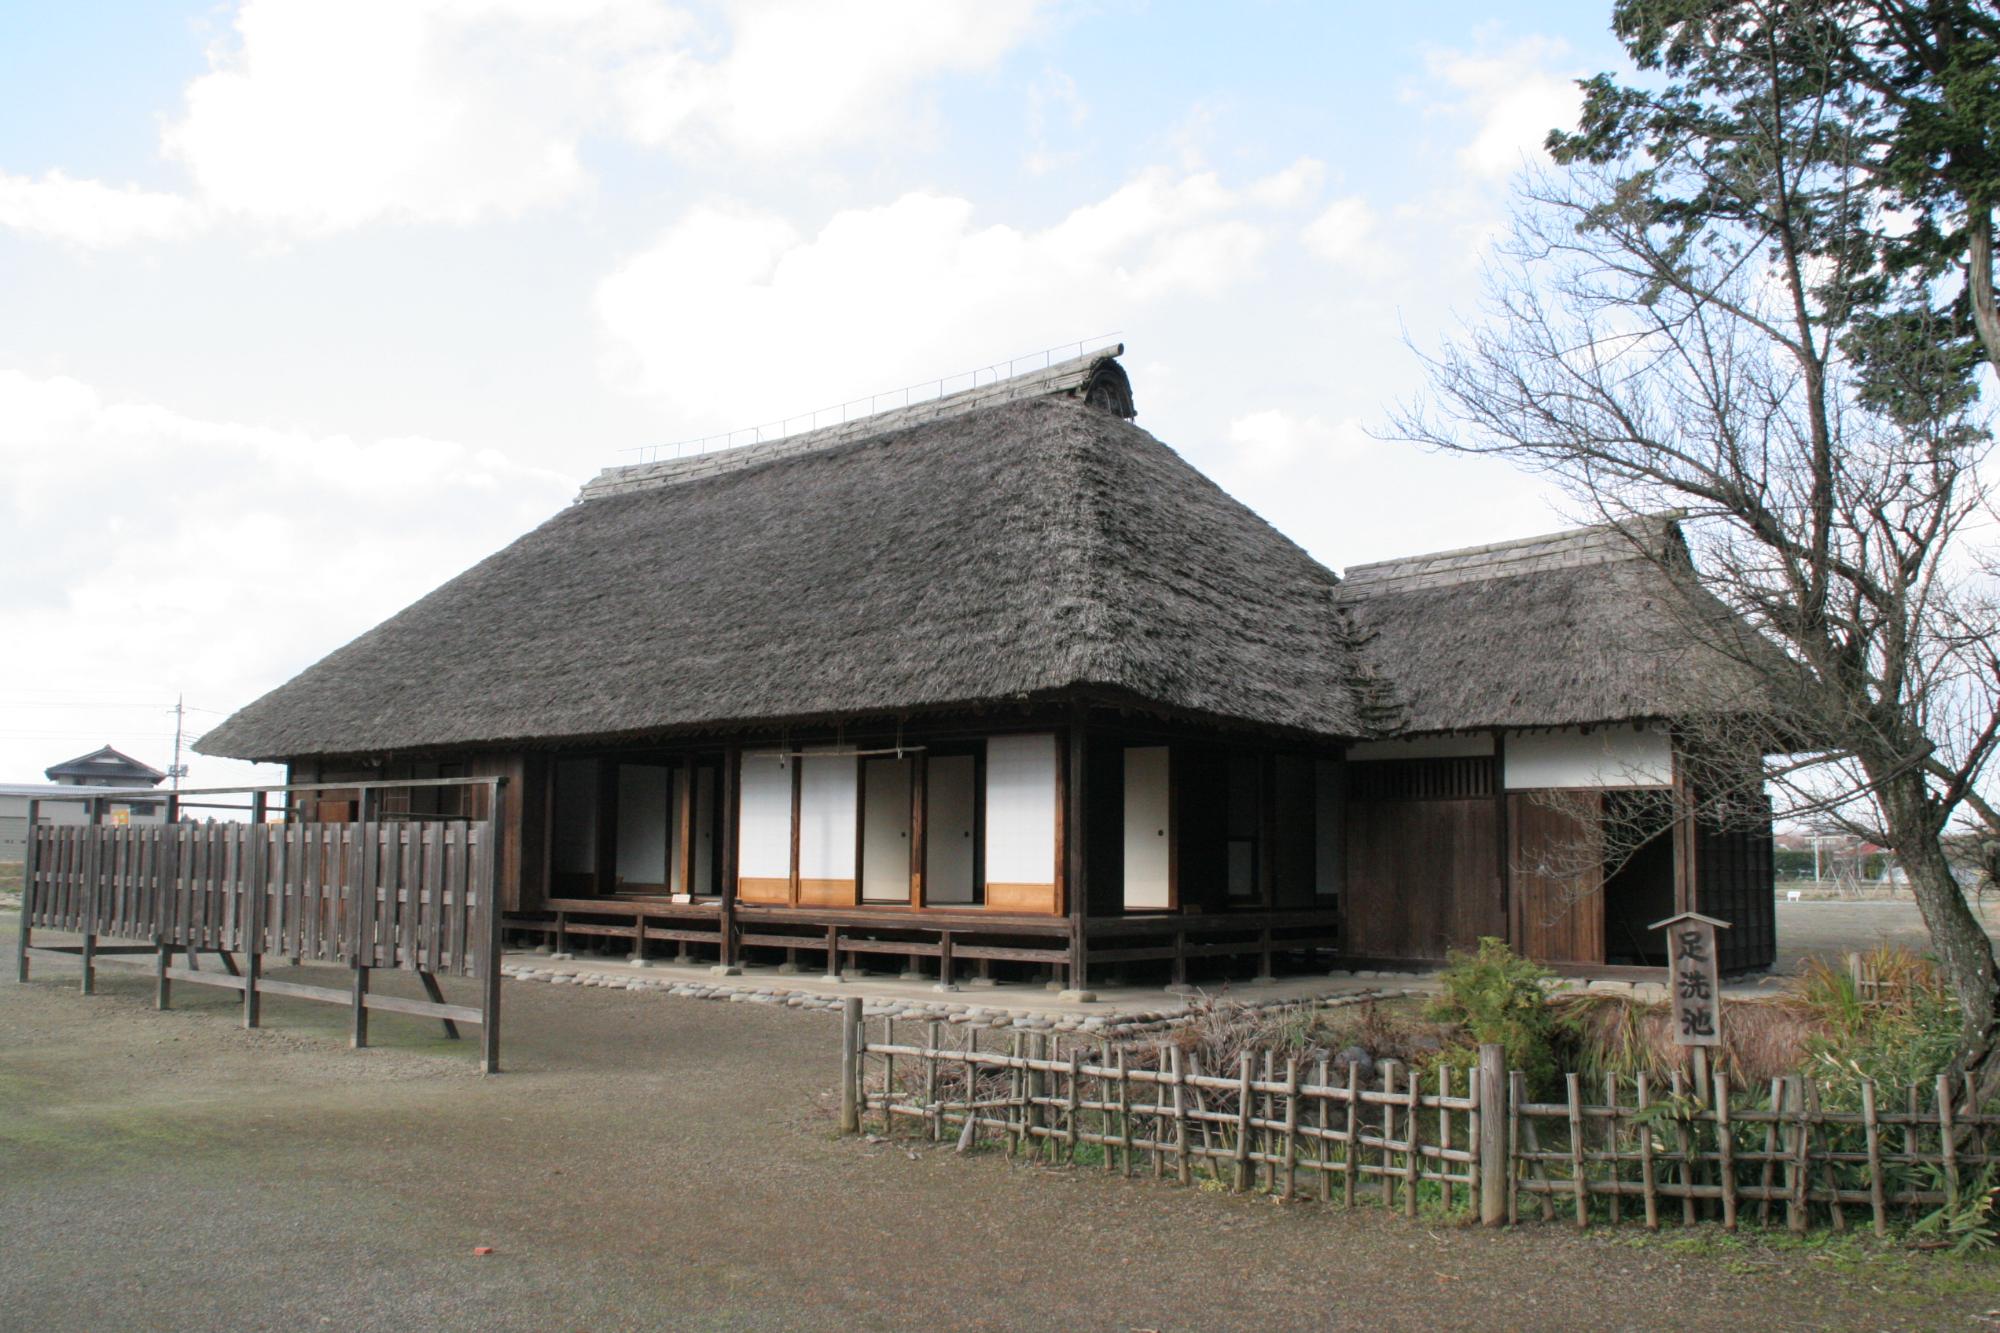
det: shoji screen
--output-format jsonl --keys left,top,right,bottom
{"left": 1122, "top": 746, "right": 1171, "bottom": 909}
{"left": 797, "top": 750, "right": 859, "bottom": 906}
{"left": 984, "top": 733, "right": 1058, "bottom": 913}
{"left": 860, "top": 755, "right": 913, "bottom": 903}
{"left": 737, "top": 752, "right": 793, "bottom": 903}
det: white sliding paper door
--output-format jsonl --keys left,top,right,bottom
{"left": 1123, "top": 746, "right": 1171, "bottom": 909}
{"left": 861, "top": 756, "right": 913, "bottom": 902}
{"left": 926, "top": 755, "right": 977, "bottom": 905}
{"left": 737, "top": 752, "right": 793, "bottom": 903}
{"left": 797, "top": 751, "right": 858, "bottom": 906}
{"left": 985, "top": 733, "right": 1058, "bottom": 913}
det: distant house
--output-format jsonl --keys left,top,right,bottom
{"left": 200, "top": 348, "right": 1777, "bottom": 979}
{"left": 0, "top": 745, "right": 168, "bottom": 865}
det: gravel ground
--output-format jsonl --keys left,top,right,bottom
{"left": 4, "top": 911, "right": 1998, "bottom": 1332}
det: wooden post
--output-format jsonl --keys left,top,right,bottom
{"left": 824, "top": 924, "right": 841, "bottom": 981}
{"left": 1064, "top": 708, "right": 1089, "bottom": 993}
{"left": 244, "top": 793, "right": 266, "bottom": 1029}
{"left": 1861, "top": 1080, "right": 1887, "bottom": 1237}
{"left": 1566, "top": 1072, "right": 1587, "bottom": 1229}
{"left": 16, "top": 797, "right": 38, "bottom": 984}
{"left": 351, "top": 964, "right": 370, "bottom": 1048}
{"left": 1232, "top": 1052, "right": 1254, "bottom": 1192}
{"left": 937, "top": 930, "right": 954, "bottom": 992}
{"left": 1636, "top": 1072, "right": 1658, "bottom": 1230}
{"left": 1715, "top": 1071, "right": 1738, "bottom": 1231}
{"left": 718, "top": 746, "right": 741, "bottom": 972}
{"left": 80, "top": 796, "right": 103, "bottom": 994}
{"left": 480, "top": 778, "right": 507, "bottom": 1074}
{"left": 1343, "top": 1060, "right": 1360, "bottom": 1208}
{"left": 1781, "top": 1074, "right": 1805, "bottom": 1234}
{"left": 1478, "top": 1043, "right": 1507, "bottom": 1226}
{"left": 839, "top": 996, "right": 862, "bottom": 1134}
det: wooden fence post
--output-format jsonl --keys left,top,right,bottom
{"left": 243, "top": 795, "right": 265, "bottom": 1030}
{"left": 80, "top": 796, "right": 103, "bottom": 995}
{"left": 16, "top": 797, "right": 38, "bottom": 984}
{"left": 1478, "top": 1043, "right": 1507, "bottom": 1226}
{"left": 480, "top": 779, "right": 506, "bottom": 1075}
{"left": 839, "top": 996, "right": 863, "bottom": 1134}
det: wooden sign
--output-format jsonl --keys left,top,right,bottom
{"left": 1652, "top": 911, "right": 1729, "bottom": 1047}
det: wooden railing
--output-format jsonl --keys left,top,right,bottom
{"left": 14, "top": 779, "right": 506, "bottom": 1072}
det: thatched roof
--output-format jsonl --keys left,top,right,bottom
{"left": 200, "top": 356, "right": 1385, "bottom": 761}
{"left": 1338, "top": 515, "right": 1772, "bottom": 735}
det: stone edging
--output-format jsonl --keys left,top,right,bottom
{"left": 501, "top": 962, "right": 1428, "bottom": 1039}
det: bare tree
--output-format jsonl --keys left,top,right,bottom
{"left": 1392, "top": 52, "right": 2000, "bottom": 1086}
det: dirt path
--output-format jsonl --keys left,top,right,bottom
{"left": 2, "top": 913, "right": 1995, "bottom": 1332}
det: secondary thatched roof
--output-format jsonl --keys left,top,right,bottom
{"left": 1338, "top": 515, "right": 1773, "bottom": 735}
{"left": 200, "top": 360, "right": 1386, "bottom": 761}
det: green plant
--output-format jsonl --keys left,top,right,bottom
{"left": 1911, "top": 1167, "right": 2000, "bottom": 1255}
{"left": 1426, "top": 937, "right": 1563, "bottom": 1094}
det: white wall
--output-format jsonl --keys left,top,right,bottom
{"left": 861, "top": 756, "right": 912, "bottom": 902}
{"left": 737, "top": 752, "right": 793, "bottom": 880}
{"left": 797, "top": 750, "right": 858, "bottom": 881}
{"left": 985, "top": 733, "right": 1057, "bottom": 886}
{"left": 1503, "top": 726, "right": 1673, "bottom": 789}
{"left": 1123, "top": 746, "right": 1170, "bottom": 909}
{"left": 615, "top": 764, "right": 670, "bottom": 885}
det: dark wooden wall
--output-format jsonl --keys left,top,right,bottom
{"left": 1344, "top": 757, "right": 1504, "bottom": 959}
{"left": 1697, "top": 796, "right": 1777, "bottom": 973}
{"left": 1507, "top": 792, "right": 1605, "bottom": 964}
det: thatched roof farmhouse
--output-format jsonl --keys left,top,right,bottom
{"left": 201, "top": 347, "right": 1774, "bottom": 981}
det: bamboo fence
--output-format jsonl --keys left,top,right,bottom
{"left": 840, "top": 1004, "right": 2000, "bottom": 1235}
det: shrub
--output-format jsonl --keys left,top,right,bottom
{"left": 1425, "top": 937, "right": 1563, "bottom": 1093}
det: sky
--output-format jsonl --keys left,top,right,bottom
{"left": 0, "top": 0, "right": 1629, "bottom": 790}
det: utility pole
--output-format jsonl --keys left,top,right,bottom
{"left": 167, "top": 694, "right": 189, "bottom": 793}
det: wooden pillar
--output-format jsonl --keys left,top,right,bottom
{"left": 244, "top": 791, "right": 266, "bottom": 1029}
{"left": 909, "top": 749, "right": 927, "bottom": 909}
{"left": 351, "top": 965, "right": 370, "bottom": 1048}
{"left": 1479, "top": 1043, "right": 1508, "bottom": 1225}
{"left": 1672, "top": 747, "right": 1698, "bottom": 916}
{"left": 1065, "top": 706, "right": 1089, "bottom": 993}
{"left": 824, "top": 923, "right": 841, "bottom": 981}
{"left": 16, "top": 797, "right": 38, "bottom": 984}
{"left": 1257, "top": 754, "right": 1276, "bottom": 981}
{"left": 156, "top": 792, "right": 178, "bottom": 1007}
{"left": 717, "top": 746, "right": 740, "bottom": 973}
{"left": 80, "top": 796, "right": 103, "bottom": 995}
{"left": 481, "top": 777, "right": 506, "bottom": 1074}
{"left": 937, "top": 929, "right": 955, "bottom": 992}
{"left": 675, "top": 755, "right": 696, "bottom": 900}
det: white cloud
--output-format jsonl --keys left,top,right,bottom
{"left": 0, "top": 171, "right": 207, "bottom": 248}
{"left": 1225, "top": 408, "right": 1369, "bottom": 474}
{"left": 0, "top": 369, "right": 575, "bottom": 785}
{"left": 595, "top": 162, "right": 1309, "bottom": 424}
{"left": 1301, "top": 195, "right": 1391, "bottom": 271}
{"left": 624, "top": 0, "right": 1046, "bottom": 154}
{"left": 4, "top": 0, "right": 1053, "bottom": 245}
{"left": 1422, "top": 37, "right": 1581, "bottom": 179}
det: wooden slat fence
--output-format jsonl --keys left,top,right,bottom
{"left": 15, "top": 780, "right": 507, "bottom": 1073}
{"left": 837, "top": 1006, "right": 2000, "bottom": 1236}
